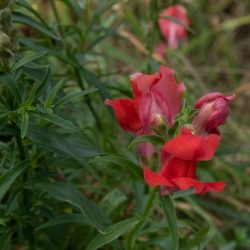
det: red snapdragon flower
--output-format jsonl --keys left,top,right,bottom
{"left": 158, "top": 5, "right": 189, "bottom": 49}
{"left": 105, "top": 66, "right": 185, "bottom": 158}
{"left": 193, "top": 92, "right": 236, "bottom": 135}
{"left": 143, "top": 128, "right": 225, "bottom": 194}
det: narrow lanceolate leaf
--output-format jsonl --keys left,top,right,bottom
{"left": 28, "top": 124, "right": 100, "bottom": 168}
{"left": 160, "top": 195, "right": 179, "bottom": 250}
{"left": 184, "top": 227, "right": 209, "bottom": 250}
{"left": 81, "top": 69, "right": 110, "bottom": 100}
{"left": 128, "top": 135, "right": 164, "bottom": 149}
{"left": 55, "top": 88, "right": 98, "bottom": 108}
{"left": 11, "top": 51, "right": 47, "bottom": 72}
{"left": 89, "top": 155, "right": 143, "bottom": 181}
{"left": 0, "top": 231, "right": 12, "bottom": 250}
{"left": 32, "top": 112, "right": 81, "bottom": 132}
{"left": 12, "top": 12, "right": 61, "bottom": 40}
{"left": 21, "top": 111, "right": 29, "bottom": 139}
{"left": 172, "top": 189, "right": 194, "bottom": 199}
{"left": 0, "top": 218, "right": 6, "bottom": 226}
{"left": 86, "top": 217, "right": 139, "bottom": 250}
{"left": 0, "top": 74, "right": 22, "bottom": 105}
{"left": 0, "top": 162, "right": 28, "bottom": 202}
{"left": 35, "top": 214, "right": 88, "bottom": 231}
{"left": 37, "top": 182, "right": 110, "bottom": 233}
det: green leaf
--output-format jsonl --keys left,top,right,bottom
{"left": 11, "top": 51, "right": 47, "bottom": 72}
{"left": 160, "top": 195, "right": 179, "bottom": 250}
{"left": 32, "top": 112, "right": 81, "bottom": 133}
{"left": 221, "top": 15, "right": 250, "bottom": 31}
{"left": 89, "top": 155, "right": 143, "bottom": 181}
{"left": 21, "top": 111, "right": 29, "bottom": 139}
{"left": 91, "top": 0, "right": 118, "bottom": 24}
{"left": 0, "top": 74, "right": 22, "bottom": 105}
{"left": 44, "top": 80, "right": 65, "bottom": 108}
{"left": 77, "top": 0, "right": 89, "bottom": 9}
{"left": 184, "top": 227, "right": 210, "bottom": 250}
{"left": 172, "top": 189, "right": 194, "bottom": 199}
{"left": 55, "top": 88, "right": 98, "bottom": 108}
{"left": 35, "top": 214, "right": 88, "bottom": 231}
{"left": 0, "top": 218, "right": 6, "bottom": 226}
{"left": 0, "top": 231, "right": 12, "bottom": 250}
{"left": 36, "top": 66, "right": 52, "bottom": 98}
{"left": 12, "top": 12, "right": 61, "bottom": 40}
{"left": 28, "top": 124, "right": 100, "bottom": 166}
{"left": 101, "top": 189, "right": 127, "bottom": 214}
{"left": 86, "top": 217, "right": 139, "bottom": 250}
{"left": 0, "top": 161, "right": 28, "bottom": 202}
{"left": 81, "top": 69, "right": 110, "bottom": 100}
{"left": 128, "top": 135, "right": 164, "bottom": 149}
{"left": 37, "top": 182, "right": 110, "bottom": 232}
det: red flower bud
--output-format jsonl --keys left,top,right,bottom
{"left": 158, "top": 5, "right": 189, "bottom": 48}
{"left": 193, "top": 92, "right": 235, "bottom": 135}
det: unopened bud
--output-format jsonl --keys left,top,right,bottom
{"left": 0, "top": 30, "right": 10, "bottom": 52}
{"left": 150, "top": 113, "right": 169, "bottom": 136}
{"left": 0, "top": 8, "right": 11, "bottom": 32}
{"left": 182, "top": 124, "right": 195, "bottom": 134}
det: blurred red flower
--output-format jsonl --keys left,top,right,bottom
{"left": 105, "top": 66, "right": 185, "bottom": 158}
{"left": 158, "top": 5, "right": 189, "bottom": 49}
{"left": 143, "top": 128, "right": 225, "bottom": 194}
{"left": 193, "top": 92, "right": 236, "bottom": 135}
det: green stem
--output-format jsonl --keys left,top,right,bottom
{"left": 126, "top": 188, "right": 157, "bottom": 250}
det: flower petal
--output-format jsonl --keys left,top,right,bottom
{"left": 105, "top": 98, "right": 142, "bottom": 132}
{"left": 163, "top": 128, "right": 220, "bottom": 161}
{"left": 171, "top": 177, "right": 225, "bottom": 194}
{"left": 143, "top": 167, "right": 172, "bottom": 187}
{"left": 161, "top": 157, "right": 196, "bottom": 179}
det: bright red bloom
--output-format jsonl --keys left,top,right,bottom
{"left": 143, "top": 128, "right": 225, "bottom": 194}
{"left": 158, "top": 5, "right": 189, "bottom": 48}
{"left": 193, "top": 92, "right": 235, "bottom": 135}
{"left": 105, "top": 66, "right": 185, "bottom": 158}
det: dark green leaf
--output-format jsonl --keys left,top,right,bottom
{"left": 44, "top": 80, "right": 65, "bottom": 108}
{"left": 172, "top": 189, "right": 194, "bottom": 199}
{"left": 13, "top": 12, "right": 61, "bottom": 40}
{"left": 86, "top": 217, "right": 139, "bottom": 250}
{"left": 160, "top": 195, "right": 179, "bottom": 250}
{"left": 35, "top": 214, "right": 89, "bottom": 231}
{"left": 28, "top": 124, "right": 100, "bottom": 166}
{"left": 81, "top": 69, "right": 110, "bottom": 100}
{"left": 0, "top": 231, "right": 12, "bottom": 250}
{"left": 55, "top": 88, "right": 98, "bottom": 108}
{"left": 37, "top": 182, "right": 110, "bottom": 232}
{"left": 89, "top": 155, "right": 143, "bottom": 181}
{"left": 0, "top": 74, "right": 22, "bottom": 105}
{"left": 21, "top": 111, "right": 29, "bottom": 139}
{"left": 11, "top": 51, "right": 47, "bottom": 72}
{"left": 184, "top": 227, "right": 210, "bottom": 250}
{"left": 0, "top": 161, "right": 28, "bottom": 202}
{"left": 32, "top": 112, "right": 81, "bottom": 132}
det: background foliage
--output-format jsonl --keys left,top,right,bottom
{"left": 0, "top": 0, "right": 250, "bottom": 249}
